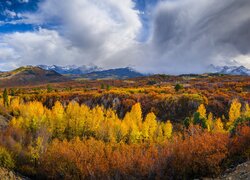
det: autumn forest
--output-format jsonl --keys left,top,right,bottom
{"left": 0, "top": 74, "right": 249, "bottom": 179}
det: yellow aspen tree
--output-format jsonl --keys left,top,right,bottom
{"left": 90, "top": 106, "right": 104, "bottom": 136}
{"left": 20, "top": 101, "right": 46, "bottom": 133}
{"left": 227, "top": 99, "right": 241, "bottom": 129}
{"left": 105, "top": 109, "right": 119, "bottom": 143}
{"left": 97, "top": 108, "right": 116, "bottom": 142}
{"left": 129, "top": 129, "right": 141, "bottom": 143}
{"left": 163, "top": 120, "right": 173, "bottom": 139}
{"left": 10, "top": 97, "right": 20, "bottom": 116}
{"left": 66, "top": 102, "right": 82, "bottom": 138}
{"left": 142, "top": 112, "right": 157, "bottom": 141}
{"left": 214, "top": 118, "right": 225, "bottom": 133}
{"left": 28, "top": 137, "right": 45, "bottom": 168}
{"left": 51, "top": 101, "right": 66, "bottom": 139}
{"left": 156, "top": 122, "right": 164, "bottom": 142}
{"left": 207, "top": 112, "right": 214, "bottom": 132}
{"left": 197, "top": 104, "right": 207, "bottom": 119}
{"left": 80, "top": 104, "right": 91, "bottom": 136}
{"left": 130, "top": 103, "right": 143, "bottom": 130}
{"left": 123, "top": 111, "right": 140, "bottom": 144}
{"left": 113, "top": 120, "right": 123, "bottom": 142}
{"left": 9, "top": 117, "right": 23, "bottom": 129}
{"left": 244, "top": 103, "right": 250, "bottom": 118}
{"left": 120, "top": 119, "right": 129, "bottom": 142}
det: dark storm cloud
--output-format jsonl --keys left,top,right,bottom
{"left": 139, "top": 0, "right": 250, "bottom": 74}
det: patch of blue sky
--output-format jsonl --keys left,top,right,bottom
{"left": 0, "top": 0, "right": 39, "bottom": 32}
{"left": 133, "top": 0, "right": 159, "bottom": 42}
{"left": 0, "top": 23, "right": 34, "bottom": 34}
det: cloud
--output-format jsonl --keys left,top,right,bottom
{"left": 3, "top": 9, "right": 17, "bottom": 18}
{"left": 18, "top": 0, "right": 29, "bottom": 3}
{"left": 0, "top": 0, "right": 141, "bottom": 70}
{"left": 0, "top": 29, "right": 83, "bottom": 67}
{"left": 136, "top": 0, "right": 250, "bottom": 74}
{"left": 0, "top": 0, "right": 250, "bottom": 74}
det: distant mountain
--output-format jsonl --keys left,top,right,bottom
{"left": 0, "top": 66, "right": 68, "bottom": 87}
{"left": 80, "top": 67, "right": 144, "bottom": 80}
{"left": 38, "top": 64, "right": 102, "bottom": 75}
{"left": 208, "top": 65, "right": 250, "bottom": 76}
{"left": 38, "top": 65, "right": 145, "bottom": 79}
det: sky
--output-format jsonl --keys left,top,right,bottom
{"left": 0, "top": 0, "right": 250, "bottom": 74}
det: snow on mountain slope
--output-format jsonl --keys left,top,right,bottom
{"left": 38, "top": 64, "right": 102, "bottom": 75}
{"left": 208, "top": 65, "right": 250, "bottom": 76}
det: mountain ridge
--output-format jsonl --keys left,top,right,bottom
{"left": 208, "top": 65, "right": 250, "bottom": 76}
{"left": 80, "top": 67, "right": 144, "bottom": 80}
{"left": 38, "top": 65, "right": 145, "bottom": 79}
{"left": 0, "top": 66, "right": 68, "bottom": 87}
{"left": 38, "top": 64, "right": 250, "bottom": 76}
{"left": 38, "top": 64, "right": 103, "bottom": 75}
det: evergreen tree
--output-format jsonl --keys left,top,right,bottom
{"left": 174, "top": 83, "right": 183, "bottom": 92}
{"left": 184, "top": 117, "right": 192, "bottom": 128}
{"left": 101, "top": 84, "right": 105, "bottom": 89}
{"left": 3, "top": 88, "right": 9, "bottom": 107}
{"left": 47, "top": 84, "right": 53, "bottom": 93}
{"left": 106, "top": 84, "right": 111, "bottom": 91}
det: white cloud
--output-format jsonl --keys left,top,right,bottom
{"left": 18, "top": 0, "right": 29, "bottom": 3}
{"left": 3, "top": 9, "right": 17, "bottom": 18}
{"left": 0, "top": 29, "right": 84, "bottom": 66}
{"left": 1, "top": 0, "right": 142, "bottom": 70}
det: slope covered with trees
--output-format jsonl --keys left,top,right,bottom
{"left": 0, "top": 75, "right": 249, "bottom": 179}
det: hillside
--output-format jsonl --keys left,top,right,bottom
{"left": 0, "top": 66, "right": 68, "bottom": 87}
{"left": 38, "top": 64, "right": 102, "bottom": 75}
{"left": 0, "top": 73, "right": 249, "bottom": 179}
{"left": 80, "top": 67, "right": 144, "bottom": 80}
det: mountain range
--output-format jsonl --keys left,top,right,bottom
{"left": 38, "top": 64, "right": 250, "bottom": 76}
{"left": 208, "top": 65, "right": 250, "bottom": 76}
{"left": 80, "top": 67, "right": 144, "bottom": 80}
{"left": 0, "top": 64, "right": 249, "bottom": 88}
{"left": 38, "top": 64, "right": 102, "bottom": 75}
{"left": 38, "top": 65, "right": 145, "bottom": 79}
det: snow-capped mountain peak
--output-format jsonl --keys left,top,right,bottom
{"left": 208, "top": 64, "right": 250, "bottom": 76}
{"left": 37, "top": 64, "right": 102, "bottom": 75}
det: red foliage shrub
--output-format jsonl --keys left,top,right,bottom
{"left": 39, "top": 127, "right": 230, "bottom": 179}
{"left": 229, "top": 125, "right": 250, "bottom": 163}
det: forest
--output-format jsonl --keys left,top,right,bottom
{"left": 0, "top": 75, "right": 249, "bottom": 179}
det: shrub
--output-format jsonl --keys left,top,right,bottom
{"left": 161, "top": 126, "right": 229, "bottom": 179}
{"left": 175, "top": 84, "right": 183, "bottom": 92}
{"left": 0, "top": 147, "right": 15, "bottom": 169}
